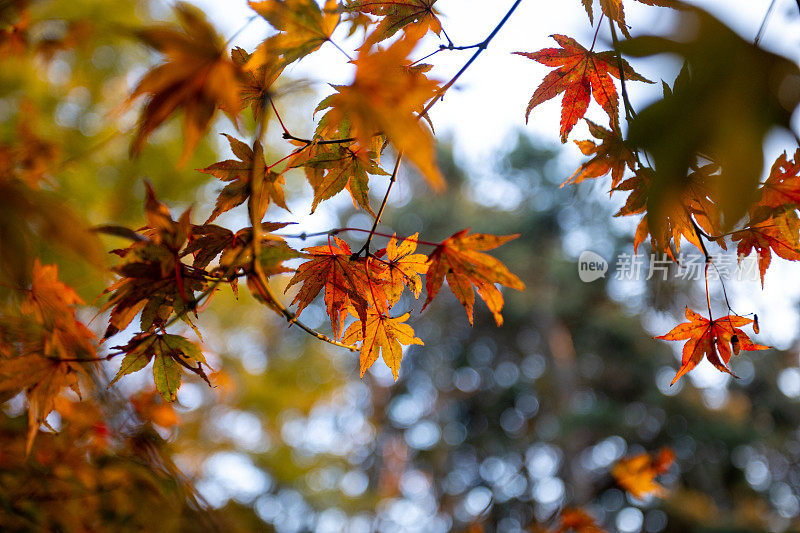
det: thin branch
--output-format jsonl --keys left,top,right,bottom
{"left": 422, "top": 0, "right": 524, "bottom": 116}
{"left": 282, "top": 132, "right": 355, "bottom": 145}
{"left": 608, "top": 19, "right": 636, "bottom": 122}
{"left": 250, "top": 87, "right": 357, "bottom": 351}
{"left": 248, "top": 272, "right": 358, "bottom": 352}
{"left": 358, "top": 152, "right": 403, "bottom": 255}
{"left": 279, "top": 226, "right": 441, "bottom": 247}
{"left": 590, "top": 14, "right": 605, "bottom": 52}
{"left": 755, "top": 0, "right": 778, "bottom": 46}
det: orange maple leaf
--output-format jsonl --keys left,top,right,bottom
{"left": 125, "top": 2, "right": 241, "bottom": 164}
{"left": 342, "top": 309, "right": 423, "bottom": 380}
{"left": 247, "top": 0, "right": 339, "bottom": 68}
{"left": 732, "top": 210, "right": 800, "bottom": 287}
{"left": 615, "top": 166, "right": 723, "bottom": 255}
{"left": 291, "top": 142, "right": 388, "bottom": 215}
{"left": 534, "top": 508, "right": 606, "bottom": 533}
{"left": 343, "top": 0, "right": 442, "bottom": 47}
{"left": 564, "top": 119, "right": 636, "bottom": 189}
{"left": 424, "top": 230, "right": 524, "bottom": 326}
{"left": 612, "top": 447, "right": 675, "bottom": 499}
{"left": 197, "top": 134, "right": 289, "bottom": 223}
{"left": 515, "top": 35, "right": 651, "bottom": 142}
{"left": 286, "top": 237, "right": 385, "bottom": 339}
{"left": 320, "top": 25, "right": 444, "bottom": 190}
{"left": 582, "top": 0, "right": 678, "bottom": 37}
{"left": 1, "top": 261, "right": 96, "bottom": 453}
{"left": 231, "top": 46, "right": 285, "bottom": 120}
{"left": 656, "top": 308, "right": 768, "bottom": 385}
{"left": 754, "top": 149, "right": 800, "bottom": 211}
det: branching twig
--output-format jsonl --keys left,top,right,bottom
{"left": 358, "top": 152, "right": 403, "bottom": 255}
{"left": 422, "top": 0, "right": 524, "bottom": 116}
{"left": 248, "top": 271, "right": 358, "bottom": 352}
{"left": 279, "top": 227, "right": 441, "bottom": 247}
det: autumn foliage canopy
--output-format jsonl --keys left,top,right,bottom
{"left": 1, "top": 0, "right": 799, "bottom": 529}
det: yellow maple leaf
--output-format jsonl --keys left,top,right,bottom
{"left": 247, "top": 0, "right": 339, "bottom": 68}
{"left": 612, "top": 447, "right": 675, "bottom": 499}
{"left": 342, "top": 309, "right": 423, "bottom": 380}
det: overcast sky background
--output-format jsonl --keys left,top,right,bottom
{"left": 175, "top": 0, "right": 800, "bottom": 386}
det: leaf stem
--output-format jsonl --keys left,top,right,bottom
{"left": 357, "top": 152, "right": 402, "bottom": 255}
{"left": 327, "top": 38, "right": 353, "bottom": 61}
{"left": 279, "top": 226, "right": 441, "bottom": 247}
{"left": 269, "top": 96, "right": 290, "bottom": 136}
{"left": 608, "top": 19, "right": 636, "bottom": 121}
{"left": 754, "top": 0, "right": 778, "bottom": 46}
{"left": 248, "top": 272, "right": 358, "bottom": 352}
{"left": 590, "top": 14, "right": 605, "bottom": 51}
{"left": 281, "top": 132, "right": 355, "bottom": 145}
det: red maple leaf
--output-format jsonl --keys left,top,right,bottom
{"left": 514, "top": 34, "right": 651, "bottom": 142}
{"left": 656, "top": 308, "right": 767, "bottom": 385}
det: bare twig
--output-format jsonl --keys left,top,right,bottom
{"left": 357, "top": 152, "right": 403, "bottom": 255}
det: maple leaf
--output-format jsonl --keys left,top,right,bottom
{"left": 320, "top": 25, "right": 444, "bottom": 190}
{"left": 291, "top": 142, "right": 388, "bottom": 215}
{"left": 564, "top": 119, "right": 636, "bottom": 189}
{"left": 424, "top": 230, "right": 524, "bottom": 326}
{"left": 130, "top": 389, "right": 180, "bottom": 428}
{"left": 0, "top": 261, "right": 96, "bottom": 453}
{"left": 381, "top": 233, "right": 429, "bottom": 306}
{"left": 535, "top": 508, "right": 606, "bottom": 533}
{"left": 732, "top": 210, "right": 800, "bottom": 287}
{"left": 198, "top": 134, "right": 289, "bottom": 223}
{"left": 109, "top": 333, "right": 207, "bottom": 401}
{"left": 343, "top": 0, "right": 442, "bottom": 47}
{"left": 125, "top": 2, "right": 241, "bottom": 164}
{"left": 581, "top": 0, "right": 678, "bottom": 37}
{"left": 286, "top": 237, "right": 385, "bottom": 339}
{"left": 342, "top": 309, "right": 423, "bottom": 380}
{"left": 102, "top": 185, "right": 207, "bottom": 337}
{"left": 615, "top": 166, "right": 723, "bottom": 255}
{"left": 754, "top": 149, "right": 800, "bottom": 211}
{"left": 515, "top": 35, "right": 651, "bottom": 142}
{"left": 247, "top": 0, "right": 339, "bottom": 68}
{"left": 231, "top": 47, "right": 285, "bottom": 120}
{"left": 656, "top": 307, "right": 768, "bottom": 385}
{"left": 185, "top": 222, "right": 295, "bottom": 271}
{"left": 612, "top": 447, "right": 675, "bottom": 499}
{"left": 622, "top": 7, "right": 800, "bottom": 229}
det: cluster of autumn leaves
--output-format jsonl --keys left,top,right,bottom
{"left": 514, "top": 0, "right": 800, "bottom": 385}
{"left": 1, "top": 0, "right": 798, "bottom": 511}
{"left": 93, "top": 0, "right": 535, "bottom": 404}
